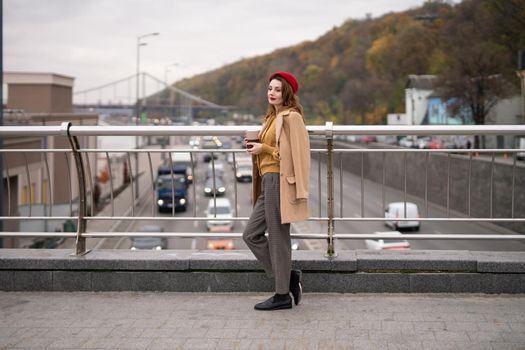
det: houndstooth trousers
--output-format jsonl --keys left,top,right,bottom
{"left": 243, "top": 172, "right": 291, "bottom": 294}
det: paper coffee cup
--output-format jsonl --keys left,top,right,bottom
{"left": 245, "top": 130, "right": 259, "bottom": 142}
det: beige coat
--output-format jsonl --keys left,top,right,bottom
{"left": 252, "top": 109, "right": 310, "bottom": 224}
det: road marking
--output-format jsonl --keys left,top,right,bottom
{"left": 191, "top": 238, "right": 197, "bottom": 249}
{"left": 193, "top": 221, "right": 198, "bottom": 228}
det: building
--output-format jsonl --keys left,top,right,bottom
{"left": 405, "top": 75, "right": 436, "bottom": 125}
{"left": 2, "top": 72, "right": 98, "bottom": 246}
{"left": 401, "top": 74, "right": 522, "bottom": 148}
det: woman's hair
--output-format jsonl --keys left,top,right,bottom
{"left": 265, "top": 75, "right": 304, "bottom": 120}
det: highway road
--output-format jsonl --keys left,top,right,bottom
{"left": 109, "top": 136, "right": 524, "bottom": 252}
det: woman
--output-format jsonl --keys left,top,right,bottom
{"left": 243, "top": 71, "right": 310, "bottom": 311}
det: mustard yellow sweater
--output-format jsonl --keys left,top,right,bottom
{"left": 257, "top": 115, "right": 280, "bottom": 176}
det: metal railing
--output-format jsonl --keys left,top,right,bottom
{"left": 1, "top": 122, "right": 524, "bottom": 256}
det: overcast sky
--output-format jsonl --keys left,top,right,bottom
{"left": 5, "top": 0, "right": 441, "bottom": 103}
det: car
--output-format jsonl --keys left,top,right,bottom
{"left": 204, "top": 176, "right": 226, "bottom": 196}
{"left": 205, "top": 198, "right": 234, "bottom": 232}
{"left": 384, "top": 202, "right": 420, "bottom": 231}
{"left": 430, "top": 139, "right": 443, "bottom": 149}
{"left": 206, "top": 167, "right": 224, "bottom": 179}
{"left": 220, "top": 140, "right": 232, "bottom": 149}
{"left": 189, "top": 136, "right": 200, "bottom": 148}
{"left": 359, "top": 136, "right": 377, "bottom": 143}
{"left": 365, "top": 231, "right": 410, "bottom": 250}
{"left": 156, "top": 174, "right": 188, "bottom": 212}
{"left": 203, "top": 153, "right": 218, "bottom": 163}
{"left": 207, "top": 239, "right": 234, "bottom": 250}
{"left": 207, "top": 161, "right": 225, "bottom": 175}
{"left": 235, "top": 164, "right": 252, "bottom": 182}
{"left": 201, "top": 136, "right": 222, "bottom": 149}
{"left": 416, "top": 137, "right": 432, "bottom": 149}
{"left": 131, "top": 225, "right": 167, "bottom": 250}
{"left": 398, "top": 136, "right": 415, "bottom": 148}
{"left": 229, "top": 154, "right": 251, "bottom": 168}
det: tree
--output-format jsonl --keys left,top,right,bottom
{"left": 436, "top": 0, "right": 516, "bottom": 148}
{"left": 485, "top": 0, "right": 525, "bottom": 65}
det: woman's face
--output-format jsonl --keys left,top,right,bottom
{"left": 267, "top": 79, "right": 283, "bottom": 108}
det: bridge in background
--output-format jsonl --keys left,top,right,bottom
{"left": 73, "top": 72, "right": 232, "bottom": 124}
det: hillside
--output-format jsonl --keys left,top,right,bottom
{"left": 170, "top": 0, "right": 524, "bottom": 124}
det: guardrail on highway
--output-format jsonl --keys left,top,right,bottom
{"left": 1, "top": 122, "right": 524, "bottom": 256}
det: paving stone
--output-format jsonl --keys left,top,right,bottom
{"left": 453, "top": 342, "right": 492, "bottom": 350}
{"left": 147, "top": 338, "right": 186, "bottom": 350}
{"left": 182, "top": 338, "right": 219, "bottom": 350}
{"left": 489, "top": 343, "right": 525, "bottom": 350}
{"left": 215, "top": 338, "right": 253, "bottom": 350}
{"left": 422, "top": 340, "right": 458, "bottom": 350}
{"left": 117, "top": 337, "right": 153, "bottom": 349}
{"left": 433, "top": 330, "right": 470, "bottom": 342}
{"left": 80, "top": 336, "right": 124, "bottom": 349}
{"left": 413, "top": 321, "right": 446, "bottom": 332}
{"left": 204, "top": 328, "right": 240, "bottom": 339}
{"left": 10, "top": 336, "right": 55, "bottom": 349}
{"left": 46, "top": 336, "right": 89, "bottom": 349}
{"left": 508, "top": 323, "right": 525, "bottom": 332}
{"left": 387, "top": 340, "right": 423, "bottom": 350}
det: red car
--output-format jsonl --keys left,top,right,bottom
{"left": 430, "top": 140, "right": 443, "bottom": 149}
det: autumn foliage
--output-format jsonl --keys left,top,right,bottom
{"left": 174, "top": 0, "right": 523, "bottom": 125}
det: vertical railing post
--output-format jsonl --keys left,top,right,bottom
{"left": 325, "top": 121, "right": 336, "bottom": 258}
{"left": 64, "top": 122, "right": 90, "bottom": 256}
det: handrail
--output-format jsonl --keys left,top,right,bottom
{"left": 1, "top": 123, "right": 524, "bottom": 257}
{"left": 2, "top": 125, "right": 524, "bottom": 137}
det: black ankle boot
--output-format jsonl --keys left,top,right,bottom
{"left": 290, "top": 269, "right": 302, "bottom": 306}
{"left": 254, "top": 294, "right": 292, "bottom": 311}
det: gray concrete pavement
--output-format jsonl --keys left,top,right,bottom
{"left": 0, "top": 292, "right": 524, "bottom": 350}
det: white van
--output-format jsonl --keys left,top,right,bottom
{"left": 384, "top": 202, "right": 420, "bottom": 231}
{"left": 205, "top": 198, "right": 234, "bottom": 232}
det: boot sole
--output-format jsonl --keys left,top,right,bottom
{"left": 254, "top": 303, "right": 293, "bottom": 311}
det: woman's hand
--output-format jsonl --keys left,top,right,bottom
{"left": 246, "top": 142, "right": 263, "bottom": 155}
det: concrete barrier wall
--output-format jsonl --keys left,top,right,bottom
{"left": 1, "top": 249, "right": 524, "bottom": 293}
{"left": 313, "top": 140, "right": 525, "bottom": 233}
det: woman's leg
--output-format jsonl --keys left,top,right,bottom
{"left": 242, "top": 176, "right": 272, "bottom": 275}
{"left": 264, "top": 173, "right": 291, "bottom": 294}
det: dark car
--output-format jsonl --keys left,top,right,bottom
{"left": 156, "top": 174, "right": 188, "bottom": 212}
{"left": 131, "top": 225, "right": 167, "bottom": 250}
{"left": 201, "top": 136, "right": 221, "bottom": 162}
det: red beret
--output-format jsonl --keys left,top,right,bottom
{"left": 269, "top": 71, "right": 299, "bottom": 94}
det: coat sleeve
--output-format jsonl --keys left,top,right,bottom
{"left": 287, "top": 112, "right": 310, "bottom": 199}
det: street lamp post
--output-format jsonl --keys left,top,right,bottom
{"left": 164, "top": 63, "right": 179, "bottom": 85}
{"left": 135, "top": 32, "right": 159, "bottom": 200}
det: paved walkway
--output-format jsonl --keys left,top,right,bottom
{"left": 0, "top": 292, "right": 524, "bottom": 349}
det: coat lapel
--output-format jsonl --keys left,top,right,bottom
{"left": 275, "top": 109, "right": 290, "bottom": 144}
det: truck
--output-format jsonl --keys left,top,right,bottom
{"left": 156, "top": 174, "right": 188, "bottom": 212}
{"left": 157, "top": 151, "right": 193, "bottom": 186}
